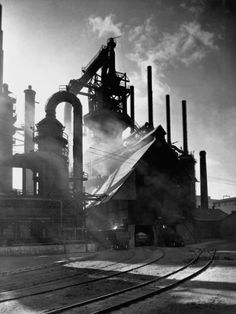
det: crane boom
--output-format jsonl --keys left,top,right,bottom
{"left": 68, "top": 39, "right": 115, "bottom": 95}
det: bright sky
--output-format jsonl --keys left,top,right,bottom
{"left": 1, "top": 0, "right": 236, "bottom": 199}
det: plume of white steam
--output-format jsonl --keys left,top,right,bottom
{"left": 127, "top": 18, "right": 218, "bottom": 99}
{"left": 85, "top": 13, "right": 218, "bottom": 187}
{"left": 87, "top": 13, "right": 217, "bottom": 108}
{"left": 180, "top": 0, "right": 206, "bottom": 15}
{"left": 88, "top": 14, "right": 122, "bottom": 38}
{"left": 83, "top": 119, "right": 127, "bottom": 181}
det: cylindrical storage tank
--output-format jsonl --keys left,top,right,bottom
{"left": 0, "top": 84, "right": 16, "bottom": 193}
{"left": 34, "top": 116, "right": 69, "bottom": 197}
{"left": 34, "top": 116, "right": 68, "bottom": 157}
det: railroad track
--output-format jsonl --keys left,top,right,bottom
{"left": 43, "top": 249, "right": 215, "bottom": 314}
{"left": 0, "top": 249, "right": 137, "bottom": 292}
{"left": 0, "top": 248, "right": 164, "bottom": 304}
{"left": 0, "top": 253, "right": 99, "bottom": 277}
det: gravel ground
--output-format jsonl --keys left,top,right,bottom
{"left": 114, "top": 240, "right": 236, "bottom": 314}
{"left": 0, "top": 241, "right": 235, "bottom": 313}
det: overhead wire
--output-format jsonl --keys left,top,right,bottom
{"left": 89, "top": 146, "right": 139, "bottom": 162}
{"left": 84, "top": 150, "right": 137, "bottom": 166}
{"left": 207, "top": 180, "right": 236, "bottom": 187}
{"left": 86, "top": 150, "right": 126, "bottom": 164}
{"left": 84, "top": 143, "right": 147, "bottom": 167}
{"left": 208, "top": 176, "right": 236, "bottom": 183}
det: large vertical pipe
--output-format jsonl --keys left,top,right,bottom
{"left": 0, "top": 4, "right": 3, "bottom": 88}
{"left": 23, "top": 85, "right": 36, "bottom": 195}
{"left": 200, "top": 150, "right": 208, "bottom": 210}
{"left": 73, "top": 105, "right": 83, "bottom": 196}
{"left": 166, "top": 94, "right": 171, "bottom": 145}
{"left": 64, "top": 102, "right": 72, "bottom": 134}
{"left": 72, "top": 104, "right": 83, "bottom": 229}
{"left": 147, "top": 66, "right": 154, "bottom": 129}
{"left": 64, "top": 102, "right": 72, "bottom": 173}
{"left": 24, "top": 85, "right": 36, "bottom": 152}
{"left": 130, "top": 85, "right": 135, "bottom": 132}
{"left": 45, "top": 91, "right": 83, "bottom": 198}
{"left": 182, "top": 100, "right": 188, "bottom": 154}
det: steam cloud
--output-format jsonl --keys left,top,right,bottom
{"left": 85, "top": 9, "right": 219, "bottom": 198}
{"left": 88, "top": 12, "right": 218, "bottom": 107}
{"left": 88, "top": 14, "right": 122, "bottom": 38}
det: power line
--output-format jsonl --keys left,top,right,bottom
{"left": 208, "top": 179, "right": 236, "bottom": 187}
{"left": 84, "top": 144, "right": 145, "bottom": 166}
{"left": 90, "top": 146, "right": 136, "bottom": 161}
{"left": 86, "top": 150, "right": 136, "bottom": 166}
{"left": 208, "top": 176, "right": 236, "bottom": 183}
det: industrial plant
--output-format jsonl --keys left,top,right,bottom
{"left": 0, "top": 3, "right": 230, "bottom": 251}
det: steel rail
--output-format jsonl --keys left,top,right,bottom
{"left": 0, "top": 253, "right": 99, "bottom": 277}
{"left": 43, "top": 249, "right": 211, "bottom": 314}
{"left": 0, "top": 249, "right": 164, "bottom": 303}
{"left": 0, "top": 250, "right": 136, "bottom": 292}
{"left": 92, "top": 249, "right": 216, "bottom": 314}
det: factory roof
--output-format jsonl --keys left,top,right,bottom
{"left": 86, "top": 128, "right": 156, "bottom": 208}
{"left": 193, "top": 208, "right": 227, "bottom": 221}
{"left": 213, "top": 197, "right": 236, "bottom": 204}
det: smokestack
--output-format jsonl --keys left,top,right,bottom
{"left": 23, "top": 85, "right": 36, "bottom": 195}
{"left": 0, "top": 4, "right": 4, "bottom": 88}
{"left": 166, "top": 94, "right": 171, "bottom": 145}
{"left": 130, "top": 85, "right": 135, "bottom": 132}
{"left": 24, "top": 85, "right": 36, "bottom": 152}
{"left": 147, "top": 65, "right": 154, "bottom": 129}
{"left": 200, "top": 150, "right": 208, "bottom": 210}
{"left": 182, "top": 100, "right": 188, "bottom": 154}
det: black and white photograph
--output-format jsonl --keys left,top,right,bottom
{"left": 0, "top": 0, "right": 235, "bottom": 313}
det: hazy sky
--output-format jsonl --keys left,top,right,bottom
{"left": 1, "top": 0, "right": 236, "bottom": 199}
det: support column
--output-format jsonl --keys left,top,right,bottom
{"left": 200, "top": 150, "right": 208, "bottom": 210}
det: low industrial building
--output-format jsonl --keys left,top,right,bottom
{"left": 213, "top": 197, "right": 236, "bottom": 215}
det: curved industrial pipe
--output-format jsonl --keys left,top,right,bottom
{"left": 45, "top": 91, "right": 83, "bottom": 195}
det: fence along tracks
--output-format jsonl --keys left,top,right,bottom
{"left": 0, "top": 248, "right": 164, "bottom": 303}
{"left": 44, "top": 249, "right": 215, "bottom": 314}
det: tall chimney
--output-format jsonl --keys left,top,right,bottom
{"left": 200, "top": 150, "right": 208, "bottom": 210}
{"left": 166, "top": 94, "right": 171, "bottom": 145}
{"left": 130, "top": 85, "right": 135, "bottom": 132}
{"left": 182, "top": 100, "right": 188, "bottom": 154}
{"left": 23, "top": 85, "right": 36, "bottom": 195}
{"left": 24, "top": 85, "right": 36, "bottom": 153}
{"left": 147, "top": 66, "right": 154, "bottom": 129}
{"left": 0, "top": 4, "right": 4, "bottom": 88}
